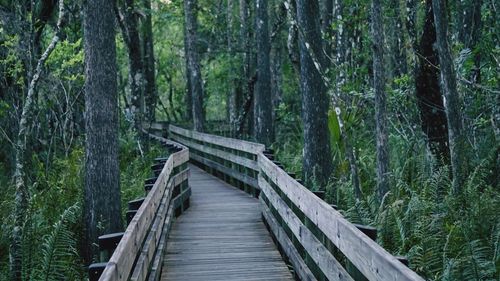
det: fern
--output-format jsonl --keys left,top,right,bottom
{"left": 32, "top": 203, "right": 81, "bottom": 281}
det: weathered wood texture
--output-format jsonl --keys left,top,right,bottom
{"left": 259, "top": 154, "right": 425, "bottom": 281}
{"left": 98, "top": 135, "right": 189, "bottom": 281}
{"left": 161, "top": 165, "right": 293, "bottom": 281}
{"left": 169, "top": 125, "right": 264, "bottom": 192}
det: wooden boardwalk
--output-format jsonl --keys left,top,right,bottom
{"left": 160, "top": 165, "right": 294, "bottom": 281}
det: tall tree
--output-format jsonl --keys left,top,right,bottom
{"left": 320, "top": 0, "right": 333, "bottom": 68}
{"left": 296, "top": 0, "right": 333, "bottom": 188}
{"left": 116, "top": 0, "right": 145, "bottom": 126}
{"left": 143, "top": 0, "right": 158, "bottom": 121}
{"left": 184, "top": 0, "right": 204, "bottom": 131}
{"left": 254, "top": 0, "right": 274, "bottom": 145}
{"left": 388, "top": 0, "right": 408, "bottom": 77}
{"left": 371, "top": 0, "right": 390, "bottom": 200}
{"left": 227, "top": 0, "right": 242, "bottom": 131}
{"left": 460, "top": 0, "right": 482, "bottom": 83}
{"left": 9, "top": 2, "right": 66, "bottom": 279}
{"left": 415, "top": 0, "right": 449, "bottom": 162}
{"left": 432, "top": 0, "right": 467, "bottom": 193}
{"left": 83, "top": 0, "right": 123, "bottom": 263}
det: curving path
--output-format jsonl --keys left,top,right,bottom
{"left": 161, "top": 165, "right": 294, "bottom": 281}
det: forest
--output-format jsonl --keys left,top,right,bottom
{"left": 0, "top": 0, "right": 498, "bottom": 280}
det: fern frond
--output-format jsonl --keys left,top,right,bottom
{"left": 33, "top": 203, "right": 81, "bottom": 281}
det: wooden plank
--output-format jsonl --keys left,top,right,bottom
{"left": 258, "top": 154, "right": 425, "bottom": 281}
{"left": 173, "top": 187, "right": 192, "bottom": 209}
{"left": 190, "top": 153, "right": 258, "bottom": 189}
{"left": 161, "top": 165, "right": 293, "bottom": 281}
{"left": 130, "top": 178, "right": 175, "bottom": 281}
{"left": 169, "top": 125, "right": 265, "bottom": 155}
{"left": 99, "top": 147, "right": 189, "bottom": 281}
{"left": 259, "top": 176, "right": 353, "bottom": 281}
{"left": 148, "top": 202, "right": 175, "bottom": 281}
{"left": 170, "top": 134, "right": 259, "bottom": 170}
{"left": 260, "top": 199, "right": 317, "bottom": 281}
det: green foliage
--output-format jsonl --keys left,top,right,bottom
{"left": 33, "top": 203, "right": 81, "bottom": 281}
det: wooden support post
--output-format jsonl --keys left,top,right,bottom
{"left": 88, "top": 262, "right": 107, "bottom": 281}
{"left": 98, "top": 232, "right": 124, "bottom": 262}
{"left": 145, "top": 177, "right": 157, "bottom": 185}
{"left": 128, "top": 198, "right": 145, "bottom": 210}
{"left": 126, "top": 210, "right": 137, "bottom": 225}
{"left": 144, "top": 183, "right": 154, "bottom": 193}
{"left": 396, "top": 256, "right": 409, "bottom": 267}
{"left": 313, "top": 191, "right": 325, "bottom": 200}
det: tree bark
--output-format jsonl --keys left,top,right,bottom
{"left": 296, "top": 0, "right": 333, "bottom": 189}
{"left": 9, "top": 2, "right": 65, "bottom": 279}
{"left": 371, "top": 0, "right": 390, "bottom": 200}
{"left": 116, "top": 0, "right": 145, "bottom": 126}
{"left": 415, "top": 0, "right": 449, "bottom": 162}
{"left": 83, "top": 0, "right": 123, "bottom": 264}
{"left": 227, "top": 0, "right": 242, "bottom": 132}
{"left": 432, "top": 0, "right": 467, "bottom": 194}
{"left": 321, "top": 0, "right": 333, "bottom": 68}
{"left": 142, "top": 0, "right": 158, "bottom": 122}
{"left": 254, "top": 0, "right": 274, "bottom": 145}
{"left": 184, "top": 0, "right": 204, "bottom": 131}
{"left": 285, "top": 0, "right": 300, "bottom": 74}
{"left": 388, "top": 0, "right": 408, "bottom": 77}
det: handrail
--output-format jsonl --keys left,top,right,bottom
{"left": 167, "top": 124, "right": 425, "bottom": 281}
{"left": 169, "top": 124, "right": 264, "bottom": 196}
{"left": 93, "top": 132, "right": 190, "bottom": 281}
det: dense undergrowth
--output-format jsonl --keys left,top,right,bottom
{"left": 0, "top": 130, "right": 166, "bottom": 281}
{"left": 269, "top": 86, "right": 500, "bottom": 281}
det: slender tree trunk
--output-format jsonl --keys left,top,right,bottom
{"left": 432, "top": 0, "right": 467, "bottom": 194}
{"left": 254, "top": 0, "right": 274, "bottom": 145}
{"left": 83, "top": 0, "right": 122, "bottom": 264}
{"left": 227, "top": 0, "right": 242, "bottom": 130}
{"left": 117, "top": 0, "right": 145, "bottom": 127}
{"left": 296, "top": 0, "right": 333, "bottom": 189}
{"left": 183, "top": 23, "right": 193, "bottom": 122}
{"left": 184, "top": 0, "right": 204, "bottom": 131}
{"left": 321, "top": 0, "right": 333, "bottom": 68}
{"left": 285, "top": 0, "right": 300, "bottom": 74}
{"left": 142, "top": 0, "right": 157, "bottom": 122}
{"left": 415, "top": 0, "right": 449, "bottom": 162}
{"left": 371, "top": 0, "right": 390, "bottom": 200}
{"left": 389, "top": 0, "right": 408, "bottom": 77}
{"left": 9, "top": 2, "right": 65, "bottom": 280}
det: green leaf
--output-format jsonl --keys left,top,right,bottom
{"left": 328, "top": 109, "right": 341, "bottom": 148}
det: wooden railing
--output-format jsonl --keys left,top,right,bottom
{"left": 168, "top": 124, "right": 424, "bottom": 281}
{"left": 169, "top": 124, "right": 265, "bottom": 197}
{"left": 88, "top": 132, "right": 190, "bottom": 281}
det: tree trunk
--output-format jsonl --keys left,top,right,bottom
{"left": 415, "top": 0, "right": 449, "bottom": 162}
{"left": 184, "top": 0, "right": 204, "bottom": 131}
{"left": 142, "top": 0, "right": 157, "bottom": 122}
{"left": 321, "top": 0, "right": 333, "bottom": 68}
{"left": 227, "top": 0, "right": 242, "bottom": 131}
{"left": 371, "top": 0, "right": 390, "bottom": 200}
{"left": 9, "top": 2, "right": 65, "bottom": 279}
{"left": 388, "top": 0, "right": 408, "bottom": 77}
{"left": 432, "top": 0, "right": 467, "bottom": 194}
{"left": 285, "top": 0, "right": 300, "bottom": 74}
{"left": 117, "top": 0, "right": 145, "bottom": 127}
{"left": 83, "top": 0, "right": 123, "bottom": 264}
{"left": 183, "top": 23, "right": 193, "bottom": 122}
{"left": 254, "top": 0, "right": 274, "bottom": 145}
{"left": 296, "top": 0, "right": 333, "bottom": 189}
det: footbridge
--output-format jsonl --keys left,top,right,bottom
{"left": 88, "top": 124, "right": 424, "bottom": 281}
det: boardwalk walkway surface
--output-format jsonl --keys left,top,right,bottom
{"left": 161, "top": 165, "right": 294, "bottom": 281}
